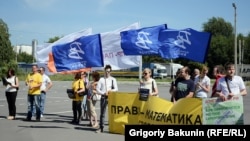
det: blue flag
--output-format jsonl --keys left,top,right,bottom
{"left": 159, "top": 28, "right": 211, "bottom": 63}
{"left": 51, "top": 34, "right": 104, "bottom": 72}
{"left": 120, "top": 24, "right": 167, "bottom": 55}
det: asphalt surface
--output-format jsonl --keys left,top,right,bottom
{"left": 0, "top": 81, "right": 249, "bottom": 141}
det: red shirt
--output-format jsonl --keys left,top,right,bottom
{"left": 211, "top": 74, "right": 225, "bottom": 97}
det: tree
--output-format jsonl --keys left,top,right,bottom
{"left": 47, "top": 36, "right": 61, "bottom": 43}
{"left": 0, "top": 19, "right": 17, "bottom": 76}
{"left": 17, "top": 52, "right": 34, "bottom": 63}
{"left": 0, "top": 19, "right": 15, "bottom": 65}
{"left": 243, "top": 33, "right": 250, "bottom": 64}
{"left": 202, "top": 17, "right": 234, "bottom": 76}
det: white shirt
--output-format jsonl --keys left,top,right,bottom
{"left": 5, "top": 76, "right": 17, "bottom": 92}
{"left": 194, "top": 75, "right": 210, "bottom": 98}
{"left": 96, "top": 76, "right": 118, "bottom": 95}
{"left": 40, "top": 74, "right": 52, "bottom": 91}
{"left": 140, "top": 78, "right": 157, "bottom": 95}
{"left": 216, "top": 76, "right": 245, "bottom": 96}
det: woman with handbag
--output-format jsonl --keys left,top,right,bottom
{"left": 139, "top": 68, "right": 159, "bottom": 97}
{"left": 86, "top": 71, "right": 101, "bottom": 128}
{"left": 3, "top": 68, "right": 19, "bottom": 120}
{"left": 70, "top": 72, "right": 85, "bottom": 125}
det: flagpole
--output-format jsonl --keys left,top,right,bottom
{"left": 138, "top": 22, "right": 142, "bottom": 80}
{"left": 170, "top": 59, "right": 174, "bottom": 81}
{"left": 139, "top": 55, "right": 142, "bottom": 80}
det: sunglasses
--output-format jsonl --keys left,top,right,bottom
{"left": 143, "top": 73, "right": 148, "bottom": 75}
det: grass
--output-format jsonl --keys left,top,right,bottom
{"left": 16, "top": 73, "right": 250, "bottom": 86}
{"left": 17, "top": 73, "right": 172, "bottom": 82}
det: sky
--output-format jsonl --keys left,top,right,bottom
{"left": 0, "top": 0, "right": 249, "bottom": 46}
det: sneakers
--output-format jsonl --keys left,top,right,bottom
{"left": 7, "top": 116, "right": 14, "bottom": 120}
{"left": 95, "top": 128, "right": 103, "bottom": 133}
{"left": 92, "top": 122, "right": 99, "bottom": 128}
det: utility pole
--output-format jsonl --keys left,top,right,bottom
{"left": 232, "top": 3, "right": 237, "bottom": 75}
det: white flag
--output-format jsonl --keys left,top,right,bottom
{"left": 35, "top": 28, "right": 92, "bottom": 63}
{"left": 92, "top": 22, "right": 141, "bottom": 71}
{"left": 35, "top": 28, "right": 92, "bottom": 74}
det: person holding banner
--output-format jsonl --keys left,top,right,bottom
{"left": 172, "top": 66, "right": 195, "bottom": 102}
{"left": 211, "top": 65, "right": 225, "bottom": 97}
{"left": 215, "top": 62, "right": 247, "bottom": 101}
{"left": 95, "top": 65, "right": 118, "bottom": 133}
{"left": 139, "top": 68, "right": 159, "bottom": 97}
{"left": 194, "top": 66, "right": 211, "bottom": 98}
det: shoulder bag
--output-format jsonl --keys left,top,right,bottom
{"left": 15, "top": 76, "right": 19, "bottom": 91}
{"left": 78, "top": 81, "right": 85, "bottom": 96}
{"left": 225, "top": 77, "right": 232, "bottom": 93}
{"left": 67, "top": 89, "right": 75, "bottom": 99}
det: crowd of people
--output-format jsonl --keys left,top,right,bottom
{"left": 169, "top": 62, "right": 247, "bottom": 102}
{"left": 1, "top": 64, "right": 120, "bottom": 133}
{"left": 1, "top": 62, "right": 248, "bottom": 133}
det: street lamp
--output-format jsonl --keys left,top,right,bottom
{"left": 232, "top": 3, "right": 237, "bottom": 75}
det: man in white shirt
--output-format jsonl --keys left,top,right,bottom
{"left": 95, "top": 65, "right": 118, "bottom": 133}
{"left": 39, "top": 67, "right": 53, "bottom": 117}
{"left": 216, "top": 62, "right": 247, "bottom": 101}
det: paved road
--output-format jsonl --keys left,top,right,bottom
{"left": 0, "top": 81, "right": 249, "bottom": 141}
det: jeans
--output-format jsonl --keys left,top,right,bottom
{"left": 82, "top": 95, "right": 87, "bottom": 111}
{"left": 40, "top": 91, "right": 46, "bottom": 115}
{"left": 99, "top": 96, "right": 108, "bottom": 129}
{"left": 27, "top": 94, "right": 41, "bottom": 120}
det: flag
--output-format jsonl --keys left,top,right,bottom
{"left": 36, "top": 43, "right": 56, "bottom": 75}
{"left": 48, "top": 34, "right": 103, "bottom": 73}
{"left": 36, "top": 28, "right": 92, "bottom": 64}
{"left": 36, "top": 43, "right": 52, "bottom": 63}
{"left": 120, "top": 24, "right": 167, "bottom": 55}
{"left": 92, "top": 22, "right": 141, "bottom": 71}
{"left": 158, "top": 28, "right": 211, "bottom": 63}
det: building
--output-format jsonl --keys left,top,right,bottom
{"left": 13, "top": 45, "right": 33, "bottom": 55}
{"left": 13, "top": 39, "right": 38, "bottom": 56}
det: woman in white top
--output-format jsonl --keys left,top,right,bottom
{"left": 194, "top": 66, "right": 211, "bottom": 98}
{"left": 4, "top": 68, "right": 19, "bottom": 120}
{"left": 139, "top": 68, "right": 158, "bottom": 96}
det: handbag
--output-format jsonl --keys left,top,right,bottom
{"left": 67, "top": 89, "right": 75, "bottom": 99}
{"left": 15, "top": 76, "right": 19, "bottom": 91}
{"left": 91, "top": 94, "right": 101, "bottom": 101}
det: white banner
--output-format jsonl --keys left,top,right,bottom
{"left": 92, "top": 22, "right": 142, "bottom": 71}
